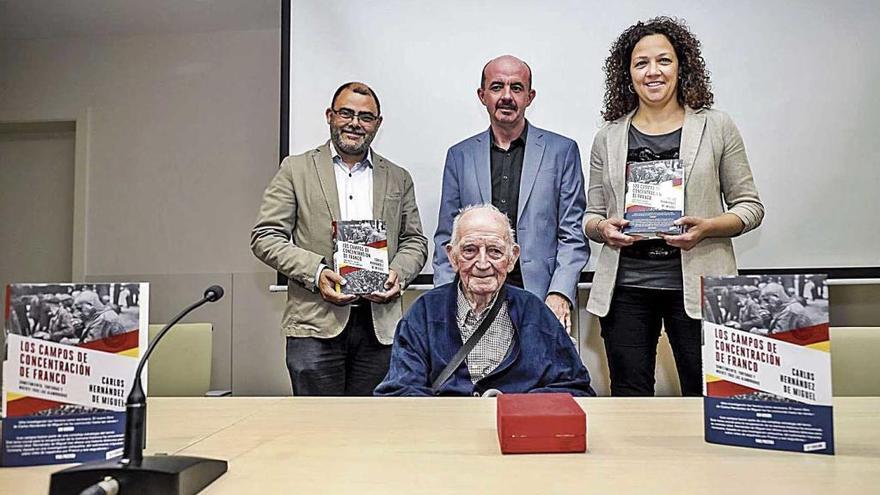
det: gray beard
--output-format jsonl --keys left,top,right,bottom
{"left": 330, "top": 127, "right": 373, "bottom": 156}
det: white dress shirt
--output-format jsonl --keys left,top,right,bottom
{"left": 315, "top": 143, "right": 375, "bottom": 287}
{"left": 331, "top": 144, "right": 374, "bottom": 221}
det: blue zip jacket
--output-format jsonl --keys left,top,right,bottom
{"left": 375, "top": 283, "right": 595, "bottom": 397}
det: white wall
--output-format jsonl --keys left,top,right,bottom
{"left": 287, "top": 0, "right": 880, "bottom": 271}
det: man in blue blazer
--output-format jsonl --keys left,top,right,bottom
{"left": 433, "top": 55, "right": 589, "bottom": 332}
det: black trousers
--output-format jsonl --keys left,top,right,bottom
{"left": 285, "top": 304, "right": 391, "bottom": 396}
{"left": 599, "top": 286, "right": 702, "bottom": 396}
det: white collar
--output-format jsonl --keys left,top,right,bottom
{"left": 330, "top": 141, "right": 374, "bottom": 168}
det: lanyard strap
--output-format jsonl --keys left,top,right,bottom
{"left": 432, "top": 286, "right": 506, "bottom": 393}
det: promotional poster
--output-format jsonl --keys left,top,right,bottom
{"left": 2, "top": 283, "right": 149, "bottom": 466}
{"left": 702, "top": 274, "right": 833, "bottom": 454}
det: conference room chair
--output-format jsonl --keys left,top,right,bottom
{"left": 146, "top": 323, "right": 217, "bottom": 397}
{"left": 831, "top": 327, "right": 880, "bottom": 396}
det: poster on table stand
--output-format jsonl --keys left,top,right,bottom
{"left": 2, "top": 282, "right": 149, "bottom": 466}
{"left": 702, "top": 274, "right": 833, "bottom": 455}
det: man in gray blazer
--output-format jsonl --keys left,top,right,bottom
{"left": 251, "top": 82, "right": 428, "bottom": 396}
{"left": 433, "top": 55, "right": 589, "bottom": 332}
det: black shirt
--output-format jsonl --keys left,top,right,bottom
{"left": 490, "top": 126, "right": 527, "bottom": 288}
{"left": 618, "top": 125, "right": 684, "bottom": 290}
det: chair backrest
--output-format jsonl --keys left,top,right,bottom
{"left": 146, "top": 323, "right": 213, "bottom": 397}
{"left": 831, "top": 327, "right": 880, "bottom": 397}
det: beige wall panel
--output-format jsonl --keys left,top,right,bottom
{"left": 0, "top": 29, "right": 280, "bottom": 276}
{"left": 0, "top": 128, "right": 75, "bottom": 290}
{"left": 230, "top": 271, "right": 291, "bottom": 396}
{"left": 829, "top": 285, "right": 880, "bottom": 327}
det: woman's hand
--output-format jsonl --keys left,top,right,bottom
{"left": 661, "top": 213, "right": 745, "bottom": 251}
{"left": 660, "top": 216, "right": 710, "bottom": 251}
{"left": 597, "top": 218, "right": 643, "bottom": 248}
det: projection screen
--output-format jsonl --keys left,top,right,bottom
{"left": 281, "top": 0, "right": 880, "bottom": 278}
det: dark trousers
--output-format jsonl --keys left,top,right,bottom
{"left": 599, "top": 286, "right": 702, "bottom": 397}
{"left": 285, "top": 304, "right": 391, "bottom": 396}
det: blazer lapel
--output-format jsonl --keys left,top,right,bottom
{"left": 517, "top": 123, "right": 546, "bottom": 217}
{"left": 314, "top": 141, "right": 341, "bottom": 221}
{"left": 680, "top": 106, "right": 707, "bottom": 189}
{"left": 371, "top": 151, "right": 388, "bottom": 220}
{"left": 608, "top": 110, "right": 634, "bottom": 211}
{"left": 473, "top": 130, "right": 492, "bottom": 203}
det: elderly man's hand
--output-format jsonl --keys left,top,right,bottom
{"left": 545, "top": 293, "right": 572, "bottom": 334}
{"left": 318, "top": 268, "right": 358, "bottom": 306}
{"left": 363, "top": 269, "right": 401, "bottom": 304}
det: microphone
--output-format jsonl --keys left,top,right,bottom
{"left": 204, "top": 285, "right": 224, "bottom": 302}
{"left": 49, "top": 286, "right": 229, "bottom": 495}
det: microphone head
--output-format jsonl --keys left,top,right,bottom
{"left": 204, "top": 285, "right": 224, "bottom": 302}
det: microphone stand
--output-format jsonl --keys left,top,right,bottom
{"left": 49, "top": 287, "right": 228, "bottom": 495}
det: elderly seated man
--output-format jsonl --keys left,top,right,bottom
{"left": 375, "top": 204, "right": 594, "bottom": 397}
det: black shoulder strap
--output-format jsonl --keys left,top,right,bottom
{"left": 432, "top": 286, "right": 506, "bottom": 393}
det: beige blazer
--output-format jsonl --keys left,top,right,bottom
{"left": 251, "top": 142, "right": 428, "bottom": 344}
{"left": 584, "top": 107, "right": 764, "bottom": 319}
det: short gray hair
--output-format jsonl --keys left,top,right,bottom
{"left": 449, "top": 204, "right": 516, "bottom": 251}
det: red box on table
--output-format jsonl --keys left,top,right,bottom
{"left": 496, "top": 393, "right": 587, "bottom": 454}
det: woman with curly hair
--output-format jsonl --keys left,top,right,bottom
{"left": 584, "top": 17, "right": 764, "bottom": 396}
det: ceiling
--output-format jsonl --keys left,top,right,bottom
{"left": 0, "top": 0, "right": 280, "bottom": 40}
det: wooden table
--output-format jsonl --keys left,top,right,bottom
{"left": 2, "top": 397, "right": 878, "bottom": 494}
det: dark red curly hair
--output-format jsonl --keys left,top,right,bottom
{"left": 602, "top": 16, "right": 714, "bottom": 122}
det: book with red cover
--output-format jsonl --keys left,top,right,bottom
{"left": 331, "top": 220, "right": 388, "bottom": 295}
{"left": 496, "top": 393, "right": 586, "bottom": 454}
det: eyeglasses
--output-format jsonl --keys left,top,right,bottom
{"left": 331, "top": 108, "right": 380, "bottom": 124}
